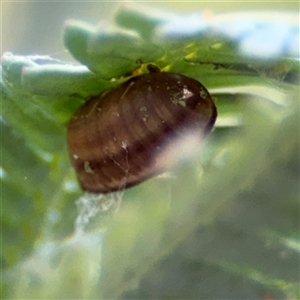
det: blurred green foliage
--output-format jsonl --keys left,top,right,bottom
{"left": 1, "top": 4, "right": 299, "bottom": 299}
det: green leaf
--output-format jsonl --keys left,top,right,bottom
{"left": 63, "top": 20, "right": 164, "bottom": 79}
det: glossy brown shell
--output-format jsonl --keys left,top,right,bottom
{"left": 67, "top": 71, "right": 217, "bottom": 193}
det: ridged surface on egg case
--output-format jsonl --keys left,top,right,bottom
{"left": 67, "top": 72, "right": 217, "bottom": 193}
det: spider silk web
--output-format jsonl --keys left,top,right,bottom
{"left": 74, "top": 140, "right": 130, "bottom": 234}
